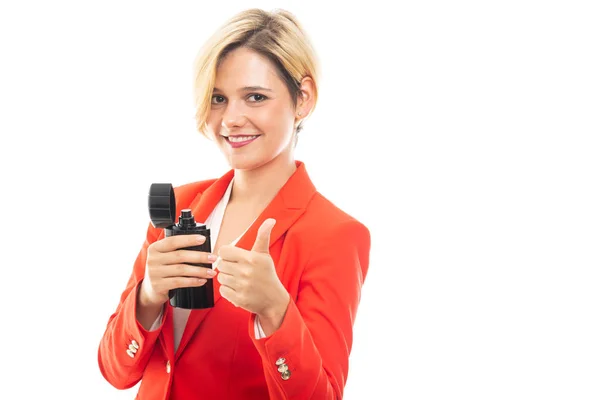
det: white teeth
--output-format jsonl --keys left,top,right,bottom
{"left": 228, "top": 135, "right": 258, "bottom": 143}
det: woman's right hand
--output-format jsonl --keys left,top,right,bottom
{"left": 138, "top": 234, "right": 217, "bottom": 309}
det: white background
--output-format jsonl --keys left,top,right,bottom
{"left": 1, "top": 1, "right": 599, "bottom": 399}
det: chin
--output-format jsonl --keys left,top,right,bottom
{"left": 225, "top": 154, "right": 267, "bottom": 171}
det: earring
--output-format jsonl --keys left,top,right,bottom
{"left": 297, "top": 112, "right": 303, "bottom": 117}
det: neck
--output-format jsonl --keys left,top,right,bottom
{"left": 230, "top": 152, "right": 297, "bottom": 207}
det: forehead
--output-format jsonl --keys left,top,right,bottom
{"left": 214, "top": 47, "right": 282, "bottom": 90}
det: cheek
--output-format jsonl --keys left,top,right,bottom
{"left": 205, "top": 113, "right": 221, "bottom": 137}
{"left": 255, "top": 105, "right": 293, "bottom": 133}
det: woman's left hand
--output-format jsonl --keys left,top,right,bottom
{"left": 217, "top": 218, "right": 290, "bottom": 323}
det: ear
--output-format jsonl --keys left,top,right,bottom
{"left": 295, "top": 76, "right": 316, "bottom": 121}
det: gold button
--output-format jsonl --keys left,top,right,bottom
{"left": 275, "top": 357, "right": 286, "bottom": 366}
{"left": 166, "top": 360, "right": 171, "bottom": 374}
{"left": 128, "top": 344, "right": 138, "bottom": 353}
{"left": 126, "top": 349, "right": 135, "bottom": 358}
{"left": 281, "top": 370, "right": 291, "bottom": 380}
{"left": 277, "top": 364, "right": 288, "bottom": 373}
{"left": 131, "top": 340, "right": 139, "bottom": 350}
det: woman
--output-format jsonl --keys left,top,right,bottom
{"left": 98, "top": 8, "right": 371, "bottom": 399}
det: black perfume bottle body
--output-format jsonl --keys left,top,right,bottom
{"left": 165, "top": 210, "right": 215, "bottom": 309}
{"left": 148, "top": 184, "right": 215, "bottom": 309}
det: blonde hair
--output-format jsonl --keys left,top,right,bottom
{"left": 192, "top": 8, "right": 320, "bottom": 139}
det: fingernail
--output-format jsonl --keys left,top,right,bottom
{"left": 207, "top": 254, "right": 217, "bottom": 261}
{"left": 206, "top": 269, "right": 216, "bottom": 276}
{"left": 197, "top": 235, "right": 206, "bottom": 242}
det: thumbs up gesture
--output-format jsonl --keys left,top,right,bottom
{"left": 217, "top": 218, "right": 290, "bottom": 329}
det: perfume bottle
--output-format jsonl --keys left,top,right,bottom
{"left": 148, "top": 183, "right": 214, "bottom": 309}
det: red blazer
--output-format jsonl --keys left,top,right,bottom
{"left": 98, "top": 160, "right": 371, "bottom": 399}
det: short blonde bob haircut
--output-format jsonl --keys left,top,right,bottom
{"left": 192, "top": 8, "right": 320, "bottom": 139}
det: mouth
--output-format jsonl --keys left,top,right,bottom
{"left": 221, "top": 134, "right": 260, "bottom": 148}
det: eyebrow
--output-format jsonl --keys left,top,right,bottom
{"left": 213, "top": 86, "right": 273, "bottom": 93}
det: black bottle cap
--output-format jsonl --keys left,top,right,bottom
{"left": 148, "top": 183, "right": 176, "bottom": 228}
{"left": 179, "top": 209, "right": 197, "bottom": 228}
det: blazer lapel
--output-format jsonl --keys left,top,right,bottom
{"left": 174, "top": 160, "right": 317, "bottom": 360}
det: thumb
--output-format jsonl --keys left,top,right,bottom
{"left": 252, "top": 218, "right": 276, "bottom": 253}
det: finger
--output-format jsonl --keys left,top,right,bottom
{"left": 251, "top": 218, "right": 276, "bottom": 254}
{"left": 153, "top": 234, "right": 207, "bottom": 253}
{"left": 219, "top": 285, "right": 238, "bottom": 307}
{"left": 215, "top": 259, "right": 237, "bottom": 274}
{"left": 160, "top": 249, "right": 216, "bottom": 266}
{"left": 218, "top": 245, "right": 247, "bottom": 263}
{"left": 159, "top": 277, "right": 208, "bottom": 292}
{"left": 216, "top": 271, "right": 238, "bottom": 291}
{"left": 161, "top": 264, "right": 217, "bottom": 280}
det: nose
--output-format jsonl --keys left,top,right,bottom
{"left": 221, "top": 100, "right": 248, "bottom": 130}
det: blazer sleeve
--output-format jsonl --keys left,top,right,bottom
{"left": 249, "top": 220, "right": 371, "bottom": 399}
{"left": 97, "top": 222, "right": 167, "bottom": 390}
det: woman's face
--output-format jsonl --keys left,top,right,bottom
{"left": 206, "top": 47, "right": 298, "bottom": 171}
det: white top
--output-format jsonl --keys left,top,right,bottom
{"left": 148, "top": 178, "right": 266, "bottom": 351}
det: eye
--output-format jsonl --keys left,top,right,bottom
{"left": 211, "top": 95, "right": 226, "bottom": 104}
{"left": 248, "top": 94, "right": 267, "bottom": 102}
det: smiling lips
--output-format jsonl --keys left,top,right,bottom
{"left": 224, "top": 135, "right": 260, "bottom": 148}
